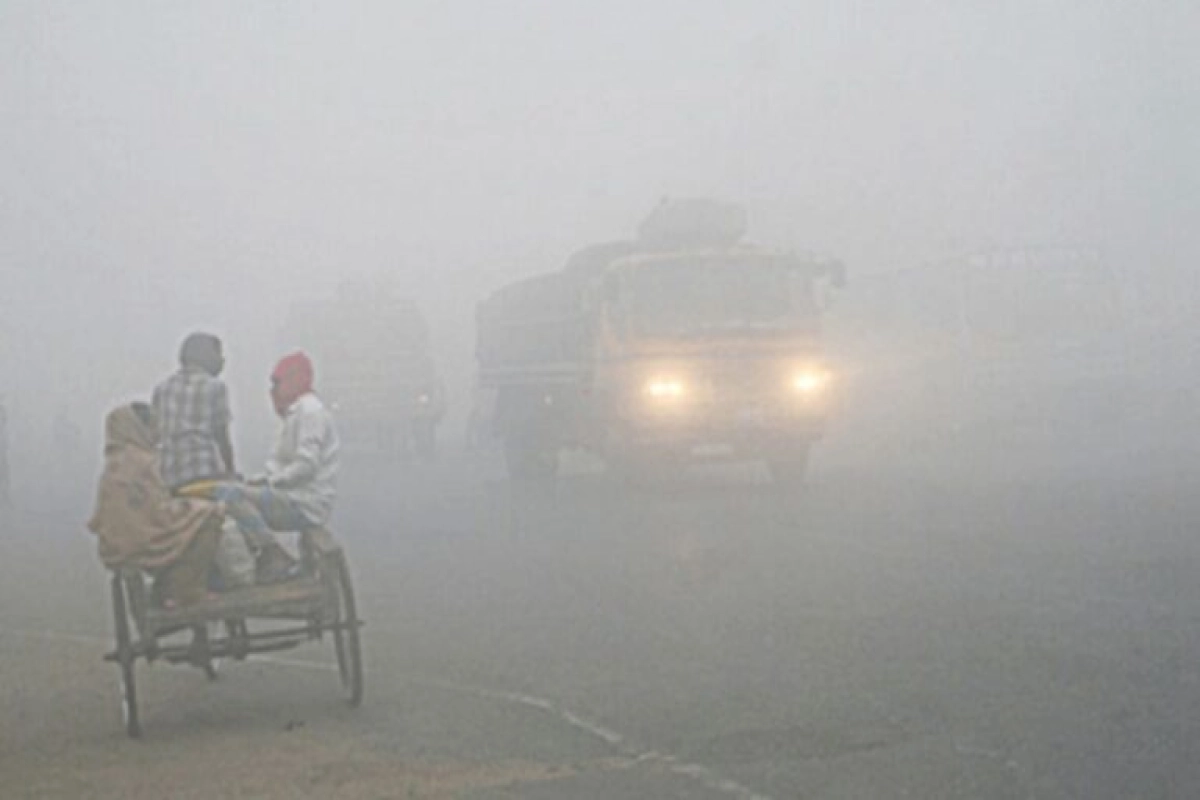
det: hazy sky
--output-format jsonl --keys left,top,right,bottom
{"left": 1, "top": 0, "right": 1196, "bottom": 452}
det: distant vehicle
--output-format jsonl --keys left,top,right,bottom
{"left": 280, "top": 278, "right": 445, "bottom": 460}
{"left": 476, "top": 199, "right": 845, "bottom": 485}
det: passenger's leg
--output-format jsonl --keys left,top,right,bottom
{"left": 177, "top": 481, "right": 296, "bottom": 584}
{"left": 237, "top": 487, "right": 313, "bottom": 583}
{"left": 200, "top": 482, "right": 278, "bottom": 551}
{"left": 155, "top": 519, "right": 222, "bottom": 606}
{"left": 234, "top": 487, "right": 314, "bottom": 582}
{"left": 240, "top": 486, "right": 311, "bottom": 532}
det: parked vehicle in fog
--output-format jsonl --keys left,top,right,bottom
{"left": 280, "top": 278, "right": 445, "bottom": 461}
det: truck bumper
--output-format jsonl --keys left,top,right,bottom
{"left": 614, "top": 408, "right": 826, "bottom": 460}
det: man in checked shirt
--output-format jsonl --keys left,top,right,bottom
{"left": 153, "top": 332, "right": 297, "bottom": 581}
{"left": 153, "top": 333, "right": 237, "bottom": 490}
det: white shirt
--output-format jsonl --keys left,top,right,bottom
{"left": 265, "top": 393, "right": 340, "bottom": 526}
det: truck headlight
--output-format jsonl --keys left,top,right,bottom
{"left": 790, "top": 369, "right": 831, "bottom": 395}
{"left": 645, "top": 378, "right": 687, "bottom": 401}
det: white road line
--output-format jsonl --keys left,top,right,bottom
{"left": 359, "top": 675, "right": 773, "bottom": 800}
{"left": 3, "top": 625, "right": 776, "bottom": 800}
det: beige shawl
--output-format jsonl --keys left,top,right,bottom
{"left": 87, "top": 404, "right": 222, "bottom": 569}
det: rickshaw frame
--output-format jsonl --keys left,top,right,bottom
{"left": 104, "top": 528, "right": 363, "bottom": 737}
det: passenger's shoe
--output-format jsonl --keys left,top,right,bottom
{"left": 256, "top": 548, "right": 300, "bottom": 585}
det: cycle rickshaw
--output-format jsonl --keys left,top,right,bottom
{"left": 104, "top": 527, "right": 363, "bottom": 737}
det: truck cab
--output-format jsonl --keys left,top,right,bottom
{"left": 592, "top": 250, "right": 837, "bottom": 481}
{"left": 477, "top": 201, "right": 843, "bottom": 485}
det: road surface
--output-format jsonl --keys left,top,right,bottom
{"left": 2, "top": 441, "right": 1199, "bottom": 798}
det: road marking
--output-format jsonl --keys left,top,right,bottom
{"left": 255, "top": 657, "right": 775, "bottom": 799}
{"left": 388, "top": 678, "right": 773, "bottom": 799}
{"left": 3, "top": 625, "right": 775, "bottom": 800}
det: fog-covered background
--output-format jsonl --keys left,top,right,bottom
{"left": 8, "top": 5, "right": 1200, "bottom": 796}
{"left": 2, "top": 0, "right": 1196, "bottom": 484}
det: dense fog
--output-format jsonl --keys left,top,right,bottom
{"left": 3, "top": 1, "right": 1195, "bottom": 476}
{"left": 3, "top": 2, "right": 1199, "bottom": 798}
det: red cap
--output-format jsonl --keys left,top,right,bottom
{"left": 270, "top": 351, "right": 314, "bottom": 416}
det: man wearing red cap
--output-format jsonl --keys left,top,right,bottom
{"left": 236, "top": 351, "right": 341, "bottom": 580}
{"left": 247, "top": 352, "right": 340, "bottom": 524}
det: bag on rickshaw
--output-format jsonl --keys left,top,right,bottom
{"left": 212, "top": 517, "right": 256, "bottom": 589}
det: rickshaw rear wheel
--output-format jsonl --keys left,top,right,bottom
{"left": 111, "top": 574, "right": 141, "bottom": 738}
{"left": 327, "top": 553, "right": 363, "bottom": 707}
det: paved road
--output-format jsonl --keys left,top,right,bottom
{"left": 3, "top": 444, "right": 1199, "bottom": 798}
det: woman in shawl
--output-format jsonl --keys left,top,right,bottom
{"left": 88, "top": 402, "right": 224, "bottom": 606}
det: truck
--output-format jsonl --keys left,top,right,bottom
{"left": 476, "top": 199, "right": 844, "bottom": 484}
{"left": 279, "top": 277, "right": 445, "bottom": 460}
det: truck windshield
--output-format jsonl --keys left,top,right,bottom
{"left": 619, "top": 259, "right": 816, "bottom": 337}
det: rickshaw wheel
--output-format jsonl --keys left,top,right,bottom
{"left": 327, "top": 553, "right": 363, "bottom": 707}
{"left": 111, "top": 574, "right": 141, "bottom": 738}
{"left": 202, "top": 626, "right": 221, "bottom": 681}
